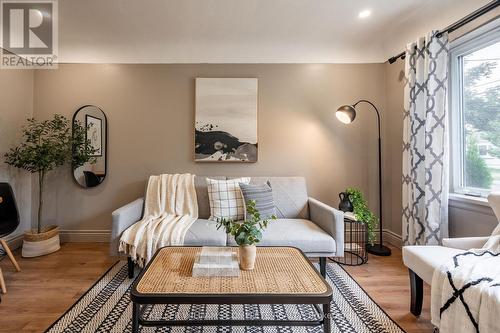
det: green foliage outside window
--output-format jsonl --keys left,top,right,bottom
{"left": 465, "top": 136, "right": 493, "bottom": 189}
{"left": 464, "top": 61, "right": 500, "bottom": 158}
{"left": 462, "top": 60, "right": 498, "bottom": 190}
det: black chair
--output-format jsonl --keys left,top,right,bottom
{"left": 83, "top": 171, "right": 101, "bottom": 187}
{"left": 0, "top": 183, "right": 19, "bottom": 238}
{"left": 0, "top": 183, "right": 21, "bottom": 301}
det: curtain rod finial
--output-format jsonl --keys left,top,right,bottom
{"left": 388, "top": 53, "right": 406, "bottom": 64}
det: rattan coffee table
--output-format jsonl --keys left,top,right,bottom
{"left": 130, "top": 246, "right": 332, "bottom": 333}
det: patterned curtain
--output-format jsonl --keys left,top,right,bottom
{"left": 402, "top": 31, "right": 449, "bottom": 246}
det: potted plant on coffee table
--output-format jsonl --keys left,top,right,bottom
{"left": 4, "top": 114, "right": 95, "bottom": 257}
{"left": 216, "top": 200, "right": 276, "bottom": 270}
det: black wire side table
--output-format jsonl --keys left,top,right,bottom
{"left": 330, "top": 216, "right": 368, "bottom": 266}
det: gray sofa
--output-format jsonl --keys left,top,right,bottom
{"left": 110, "top": 176, "right": 344, "bottom": 277}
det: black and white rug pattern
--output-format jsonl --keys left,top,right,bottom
{"left": 45, "top": 262, "right": 405, "bottom": 333}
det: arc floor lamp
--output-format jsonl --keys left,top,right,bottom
{"left": 336, "top": 100, "right": 391, "bottom": 256}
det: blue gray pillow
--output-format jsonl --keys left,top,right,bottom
{"left": 239, "top": 181, "right": 276, "bottom": 220}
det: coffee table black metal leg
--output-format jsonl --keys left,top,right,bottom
{"left": 132, "top": 302, "right": 140, "bottom": 333}
{"left": 323, "top": 302, "right": 331, "bottom": 332}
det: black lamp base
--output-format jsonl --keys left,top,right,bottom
{"left": 366, "top": 243, "right": 392, "bottom": 256}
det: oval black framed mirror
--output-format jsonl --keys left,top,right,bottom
{"left": 72, "top": 105, "right": 108, "bottom": 188}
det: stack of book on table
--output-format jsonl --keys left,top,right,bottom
{"left": 192, "top": 247, "right": 240, "bottom": 277}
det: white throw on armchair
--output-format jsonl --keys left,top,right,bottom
{"left": 402, "top": 193, "right": 500, "bottom": 316}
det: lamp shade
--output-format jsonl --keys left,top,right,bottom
{"left": 335, "top": 105, "right": 356, "bottom": 124}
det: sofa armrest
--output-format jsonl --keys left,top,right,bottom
{"left": 442, "top": 236, "right": 489, "bottom": 250}
{"left": 109, "top": 198, "right": 144, "bottom": 256}
{"left": 308, "top": 197, "right": 344, "bottom": 257}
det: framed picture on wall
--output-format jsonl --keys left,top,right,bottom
{"left": 195, "top": 78, "right": 258, "bottom": 162}
{"left": 86, "top": 115, "right": 102, "bottom": 157}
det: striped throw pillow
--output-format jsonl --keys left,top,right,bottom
{"left": 239, "top": 181, "right": 276, "bottom": 220}
{"left": 207, "top": 177, "right": 250, "bottom": 221}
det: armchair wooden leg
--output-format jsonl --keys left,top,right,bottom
{"left": 128, "top": 257, "right": 135, "bottom": 279}
{"left": 0, "top": 239, "right": 20, "bottom": 272}
{"left": 319, "top": 257, "right": 326, "bottom": 278}
{"left": 409, "top": 269, "right": 423, "bottom": 316}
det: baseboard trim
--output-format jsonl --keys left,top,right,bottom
{"left": 382, "top": 229, "right": 402, "bottom": 248}
{"left": 2, "top": 234, "right": 24, "bottom": 251}
{"left": 59, "top": 230, "right": 110, "bottom": 243}
{"left": 1, "top": 230, "right": 110, "bottom": 250}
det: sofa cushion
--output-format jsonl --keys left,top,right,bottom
{"left": 194, "top": 176, "right": 225, "bottom": 219}
{"left": 239, "top": 181, "right": 276, "bottom": 220}
{"left": 228, "top": 177, "right": 309, "bottom": 219}
{"left": 207, "top": 177, "right": 250, "bottom": 221}
{"left": 227, "top": 218, "right": 335, "bottom": 254}
{"left": 402, "top": 245, "right": 464, "bottom": 284}
{"left": 184, "top": 219, "right": 227, "bottom": 246}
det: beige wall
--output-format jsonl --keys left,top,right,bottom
{"left": 449, "top": 201, "right": 497, "bottom": 237}
{"left": 0, "top": 70, "right": 34, "bottom": 239}
{"left": 3, "top": 60, "right": 495, "bottom": 242}
{"left": 33, "top": 64, "right": 386, "bottom": 233}
{"left": 382, "top": 61, "right": 405, "bottom": 237}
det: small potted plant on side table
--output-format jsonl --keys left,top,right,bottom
{"left": 334, "top": 188, "right": 378, "bottom": 266}
{"left": 217, "top": 200, "right": 276, "bottom": 270}
{"left": 346, "top": 187, "right": 377, "bottom": 246}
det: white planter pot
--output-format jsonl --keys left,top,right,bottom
{"left": 22, "top": 226, "right": 61, "bottom": 258}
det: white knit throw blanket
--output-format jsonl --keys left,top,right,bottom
{"left": 119, "top": 173, "right": 198, "bottom": 267}
{"left": 431, "top": 224, "right": 500, "bottom": 333}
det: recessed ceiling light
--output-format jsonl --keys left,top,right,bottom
{"left": 358, "top": 10, "right": 371, "bottom": 19}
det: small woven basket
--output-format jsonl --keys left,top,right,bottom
{"left": 24, "top": 225, "right": 59, "bottom": 242}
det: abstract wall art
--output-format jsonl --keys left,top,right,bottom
{"left": 195, "top": 78, "right": 258, "bottom": 162}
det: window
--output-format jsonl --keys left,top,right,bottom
{"left": 450, "top": 21, "right": 500, "bottom": 197}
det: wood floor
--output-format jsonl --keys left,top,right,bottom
{"left": 0, "top": 243, "right": 433, "bottom": 333}
{"left": 342, "top": 247, "right": 433, "bottom": 333}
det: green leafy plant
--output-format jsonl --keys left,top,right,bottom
{"left": 465, "top": 136, "right": 492, "bottom": 189}
{"left": 216, "top": 200, "right": 276, "bottom": 246}
{"left": 346, "top": 188, "right": 377, "bottom": 245}
{"left": 4, "top": 114, "right": 95, "bottom": 234}
{"left": 463, "top": 62, "right": 500, "bottom": 158}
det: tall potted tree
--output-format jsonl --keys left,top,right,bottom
{"left": 4, "top": 114, "right": 94, "bottom": 257}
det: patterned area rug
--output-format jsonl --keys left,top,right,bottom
{"left": 45, "top": 261, "right": 406, "bottom": 333}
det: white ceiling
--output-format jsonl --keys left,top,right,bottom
{"left": 58, "top": 0, "right": 491, "bottom": 64}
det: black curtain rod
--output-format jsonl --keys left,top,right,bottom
{"left": 388, "top": 0, "right": 500, "bottom": 64}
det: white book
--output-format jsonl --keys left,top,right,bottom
{"left": 198, "top": 246, "right": 234, "bottom": 265}
{"left": 192, "top": 252, "right": 240, "bottom": 277}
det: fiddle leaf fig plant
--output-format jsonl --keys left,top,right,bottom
{"left": 216, "top": 200, "right": 276, "bottom": 246}
{"left": 346, "top": 187, "right": 377, "bottom": 245}
{"left": 4, "top": 114, "right": 95, "bottom": 234}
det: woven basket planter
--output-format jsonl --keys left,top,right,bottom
{"left": 22, "top": 225, "right": 61, "bottom": 258}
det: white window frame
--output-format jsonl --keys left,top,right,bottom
{"left": 449, "top": 18, "right": 500, "bottom": 198}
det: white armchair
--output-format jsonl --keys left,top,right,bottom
{"left": 442, "top": 236, "right": 489, "bottom": 250}
{"left": 402, "top": 193, "right": 500, "bottom": 316}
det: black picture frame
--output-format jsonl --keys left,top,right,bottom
{"left": 85, "top": 115, "right": 103, "bottom": 157}
{"left": 72, "top": 105, "right": 108, "bottom": 189}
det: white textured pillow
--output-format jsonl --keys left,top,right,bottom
{"left": 207, "top": 177, "right": 250, "bottom": 221}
